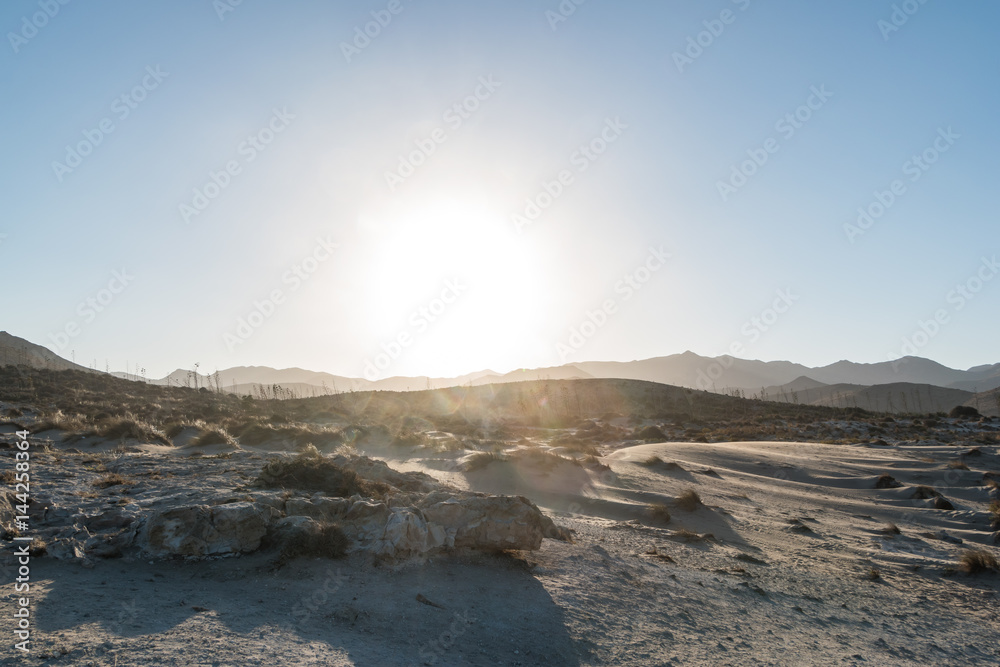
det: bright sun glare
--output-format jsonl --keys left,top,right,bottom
{"left": 359, "top": 195, "right": 550, "bottom": 377}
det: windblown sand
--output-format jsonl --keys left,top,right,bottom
{"left": 2, "top": 436, "right": 999, "bottom": 666}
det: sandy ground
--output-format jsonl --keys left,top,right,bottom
{"left": 2, "top": 436, "right": 999, "bottom": 666}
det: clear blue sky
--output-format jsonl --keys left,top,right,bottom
{"left": 3, "top": 0, "right": 998, "bottom": 379}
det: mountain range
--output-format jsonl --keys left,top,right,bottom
{"left": 2, "top": 331, "right": 998, "bottom": 415}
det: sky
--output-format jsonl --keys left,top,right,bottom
{"left": 2, "top": 0, "right": 998, "bottom": 381}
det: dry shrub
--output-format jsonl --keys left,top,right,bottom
{"left": 881, "top": 523, "right": 901, "bottom": 536}
{"left": 635, "top": 425, "right": 666, "bottom": 441}
{"left": 875, "top": 474, "right": 901, "bottom": 489}
{"left": 641, "top": 455, "right": 664, "bottom": 467}
{"left": 191, "top": 428, "right": 236, "bottom": 447}
{"left": 164, "top": 422, "right": 191, "bottom": 439}
{"left": 256, "top": 452, "right": 390, "bottom": 498}
{"left": 911, "top": 485, "right": 941, "bottom": 499}
{"left": 958, "top": 549, "right": 999, "bottom": 574}
{"left": 583, "top": 454, "right": 611, "bottom": 472}
{"left": 31, "top": 411, "right": 87, "bottom": 434}
{"left": 675, "top": 489, "right": 702, "bottom": 512}
{"left": 97, "top": 415, "right": 171, "bottom": 445}
{"left": 947, "top": 460, "right": 970, "bottom": 470}
{"left": 647, "top": 503, "right": 671, "bottom": 523}
{"left": 933, "top": 496, "right": 955, "bottom": 511}
{"left": 92, "top": 472, "right": 132, "bottom": 489}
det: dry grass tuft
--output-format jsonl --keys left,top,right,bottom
{"left": 675, "top": 489, "right": 702, "bottom": 512}
{"left": 911, "top": 485, "right": 941, "bottom": 499}
{"left": 933, "top": 496, "right": 955, "bottom": 511}
{"left": 256, "top": 452, "right": 391, "bottom": 498}
{"left": 647, "top": 503, "right": 672, "bottom": 523}
{"left": 31, "top": 410, "right": 88, "bottom": 434}
{"left": 640, "top": 455, "right": 663, "bottom": 467}
{"left": 92, "top": 472, "right": 133, "bottom": 489}
{"left": 947, "top": 460, "right": 970, "bottom": 470}
{"left": 875, "top": 473, "right": 901, "bottom": 489}
{"left": 958, "top": 549, "right": 999, "bottom": 574}
{"left": 96, "top": 415, "right": 171, "bottom": 445}
{"left": 190, "top": 428, "right": 236, "bottom": 448}
{"left": 881, "top": 523, "right": 901, "bottom": 536}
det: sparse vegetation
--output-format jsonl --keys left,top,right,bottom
{"left": 255, "top": 451, "right": 391, "bottom": 498}
{"left": 641, "top": 455, "right": 664, "bottom": 467}
{"left": 947, "top": 460, "right": 970, "bottom": 470}
{"left": 95, "top": 415, "right": 171, "bottom": 445}
{"left": 911, "top": 485, "right": 941, "bottom": 499}
{"left": 190, "top": 428, "right": 236, "bottom": 448}
{"left": 634, "top": 425, "right": 666, "bottom": 441}
{"left": 875, "top": 474, "right": 901, "bottom": 489}
{"left": 864, "top": 567, "right": 881, "bottom": 581}
{"left": 881, "top": 523, "right": 901, "bottom": 536}
{"left": 933, "top": 496, "right": 955, "bottom": 511}
{"left": 675, "top": 489, "right": 702, "bottom": 512}
{"left": 958, "top": 549, "right": 999, "bottom": 574}
{"left": 949, "top": 405, "right": 981, "bottom": 420}
{"left": 647, "top": 503, "right": 672, "bottom": 523}
{"left": 92, "top": 472, "right": 132, "bottom": 489}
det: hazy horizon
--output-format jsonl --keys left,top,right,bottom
{"left": 4, "top": 1, "right": 998, "bottom": 380}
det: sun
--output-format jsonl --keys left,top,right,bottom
{"left": 355, "top": 193, "right": 551, "bottom": 377}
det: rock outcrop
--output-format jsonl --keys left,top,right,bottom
{"left": 141, "top": 502, "right": 270, "bottom": 557}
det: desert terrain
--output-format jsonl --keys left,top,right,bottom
{"left": 1, "top": 367, "right": 999, "bottom": 666}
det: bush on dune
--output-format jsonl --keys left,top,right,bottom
{"left": 256, "top": 451, "right": 391, "bottom": 498}
{"left": 675, "top": 489, "right": 702, "bottom": 512}
{"left": 958, "top": 549, "right": 999, "bottom": 574}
